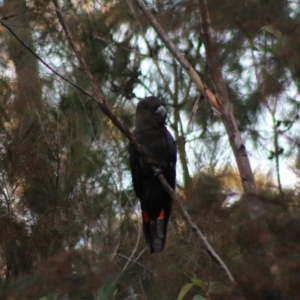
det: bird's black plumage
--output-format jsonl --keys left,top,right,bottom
{"left": 129, "top": 96, "right": 177, "bottom": 253}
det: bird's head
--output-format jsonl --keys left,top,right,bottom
{"left": 135, "top": 96, "right": 167, "bottom": 129}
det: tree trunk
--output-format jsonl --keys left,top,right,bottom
{"left": 3, "top": 0, "right": 42, "bottom": 117}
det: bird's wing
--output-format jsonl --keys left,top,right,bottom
{"left": 128, "top": 140, "right": 142, "bottom": 198}
{"left": 165, "top": 129, "right": 177, "bottom": 189}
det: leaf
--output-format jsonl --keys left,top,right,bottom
{"left": 191, "top": 279, "right": 204, "bottom": 288}
{"left": 208, "top": 281, "right": 226, "bottom": 293}
{"left": 192, "top": 295, "right": 207, "bottom": 300}
{"left": 96, "top": 283, "right": 115, "bottom": 300}
{"left": 178, "top": 283, "right": 194, "bottom": 300}
{"left": 113, "top": 287, "right": 119, "bottom": 297}
{"left": 259, "top": 25, "right": 283, "bottom": 40}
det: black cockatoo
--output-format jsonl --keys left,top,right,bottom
{"left": 129, "top": 96, "right": 177, "bottom": 253}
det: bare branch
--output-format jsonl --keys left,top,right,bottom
{"left": 113, "top": 225, "right": 144, "bottom": 284}
{"left": 117, "top": 251, "right": 153, "bottom": 275}
{"left": 197, "top": 0, "right": 281, "bottom": 283}
{"left": 131, "top": 0, "right": 221, "bottom": 114}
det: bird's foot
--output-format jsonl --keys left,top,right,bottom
{"left": 153, "top": 167, "right": 162, "bottom": 176}
{"left": 147, "top": 158, "right": 162, "bottom": 176}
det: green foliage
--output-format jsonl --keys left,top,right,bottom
{"left": 95, "top": 283, "right": 118, "bottom": 300}
{"left": 178, "top": 283, "right": 195, "bottom": 300}
{"left": 177, "top": 279, "right": 205, "bottom": 300}
{"left": 178, "top": 279, "right": 226, "bottom": 300}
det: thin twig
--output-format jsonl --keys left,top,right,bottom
{"left": 278, "top": 130, "right": 300, "bottom": 147}
{"left": 118, "top": 222, "right": 142, "bottom": 278}
{"left": 117, "top": 251, "right": 153, "bottom": 275}
{"left": 187, "top": 95, "right": 202, "bottom": 130}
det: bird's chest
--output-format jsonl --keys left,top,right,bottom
{"left": 137, "top": 130, "right": 170, "bottom": 171}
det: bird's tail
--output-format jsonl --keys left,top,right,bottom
{"left": 143, "top": 210, "right": 166, "bottom": 253}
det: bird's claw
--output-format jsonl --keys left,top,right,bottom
{"left": 153, "top": 167, "right": 162, "bottom": 176}
{"left": 147, "top": 159, "right": 161, "bottom": 176}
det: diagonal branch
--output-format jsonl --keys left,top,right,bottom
{"left": 197, "top": 0, "right": 281, "bottom": 283}
{"left": 0, "top": 9, "right": 235, "bottom": 284}
{"left": 131, "top": 0, "right": 220, "bottom": 114}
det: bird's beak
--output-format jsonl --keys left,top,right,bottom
{"left": 155, "top": 105, "right": 166, "bottom": 117}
